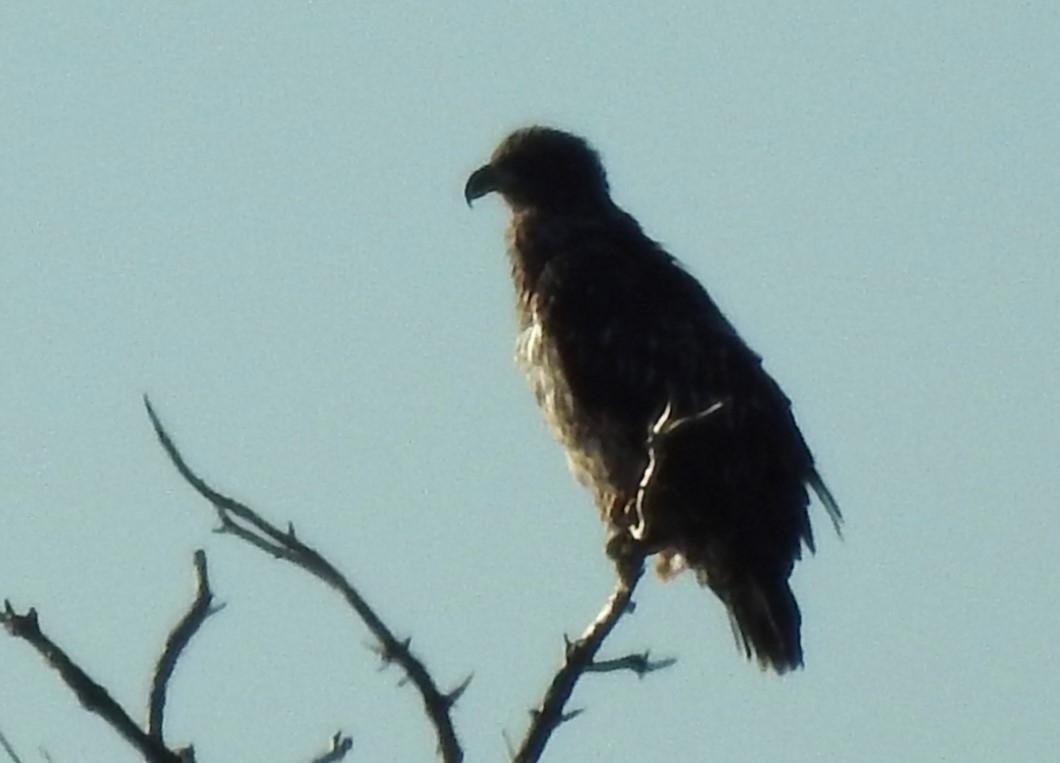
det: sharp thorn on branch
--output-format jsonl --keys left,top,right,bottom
{"left": 559, "top": 708, "right": 584, "bottom": 724}
{"left": 375, "top": 635, "right": 412, "bottom": 666}
{"left": 444, "top": 673, "right": 473, "bottom": 708}
{"left": 562, "top": 634, "right": 578, "bottom": 660}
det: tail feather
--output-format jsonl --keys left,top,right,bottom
{"left": 725, "top": 578, "right": 803, "bottom": 673}
{"left": 807, "top": 468, "right": 843, "bottom": 538}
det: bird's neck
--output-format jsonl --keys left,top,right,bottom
{"left": 505, "top": 203, "right": 632, "bottom": 314}
{"left": 506, "top": 209, "right": 554, "bottom": 309}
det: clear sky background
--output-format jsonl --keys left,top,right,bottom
{"left": 1, "top": 3, "right": 1058, "bottom": 762}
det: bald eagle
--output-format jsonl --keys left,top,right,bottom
{"left": 465, "top": 127, "right": 840, "bottom": 673}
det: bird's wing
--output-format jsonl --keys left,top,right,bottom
{"left": 534, "top": 238, "right": 760, "bottom": 427}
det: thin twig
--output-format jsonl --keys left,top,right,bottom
{"left": 148, "top": 550, "right": 218, "bottom": 742}
{"left": 585, "top": 650, "right": 676, "bottom": 677}
{"left": 1, "top": 602, "right": 182, "bottom": 763}
{"left": 0, "top": 727, "right": 25, "bottom": 763}
{"left": 511, "top": 555, "right": 646, "bottom": 763}
{"left": 307, "top": 731, "right": 354, "bottom": 763}
{"left": 144, "top": 396, "right": 463, "bottom": 763}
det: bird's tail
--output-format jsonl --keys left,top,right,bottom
{"left": 807, "top": 468, "right": 843, "bottom": 538}
{"left": 723, "top": 576, "right": 803, "bottom": 673}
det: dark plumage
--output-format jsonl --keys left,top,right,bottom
{"left": 466, "top": 126, "right": 841, "bottom": 673}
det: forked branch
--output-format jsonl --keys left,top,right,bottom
{"left": 1, "top": 601, "right": 184, "bottom": 763}
{"left": 511, "top": 555, "right": 649, "bottom": 763}
{"left": 2, "top": 548, "right": 224, "bottom": 762}
{"left": 148, "top": 549, "right": 219, "bottom": 744}
{"left": 510, "top": 403, "right": 707, "bottom": 762}
{"left": 144, "top": 396, "right": 462, "bottom": 763}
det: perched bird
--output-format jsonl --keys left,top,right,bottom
{"left": 465, "top": 126, "right": 840, "bottom": 673}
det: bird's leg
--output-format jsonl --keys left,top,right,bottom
{"left": 630, "top": 430, "right": 666, "bottom": 543}
{"left": 605, "top": 494, "right": 665, "bottom": 565}
{"left": 604, "top": 495, "right": 640, "bottom": 562}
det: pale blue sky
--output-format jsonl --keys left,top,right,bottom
{"left": 1, "top": 3, "right": 1058, "bottom": 762}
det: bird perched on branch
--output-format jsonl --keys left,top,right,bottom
{"left": 465, "top": 126, "right": 841, "bottom": 673}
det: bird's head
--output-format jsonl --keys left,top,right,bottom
{"left": 465, "top": 126, "right": 611, "bottom": 212}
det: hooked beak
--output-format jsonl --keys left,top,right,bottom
{"left": 464, "top": 164, "right": 500, "bottom": 207}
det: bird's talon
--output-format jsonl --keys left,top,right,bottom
{"left": 605, "top": 529, "right": 646, "bottom": 563}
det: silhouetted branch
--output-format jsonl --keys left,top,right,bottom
{"left": 144, "top": 395, "right": 463, "bottom": 763}
{"left": 511, "top": 555, "right": 646, "bottom": 763}
{"left": 511, "top": 399, "right": 704, "bottom": 762}
{"left": 585, "top": 650, "right": 676, "bottom": 677}
{"left": 307, "top": 731, "right": 354, "bottom": 763}
{"left": 1, "top": 554, "right": 213, "bottom": 763}
{"left": 0, "top": 727, "right": 25, "bottom": 763}
{"left": 1, "top": 602, "right": 183, "bottom": 763}
{"left": 148, "top": 550, "right": 219, "bottom": 743}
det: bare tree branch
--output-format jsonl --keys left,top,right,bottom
{"left": 511, "top": 398, "right": 708, "bottom": 763}
{"left": 144, "top": 395, "right": 463, "bottom": 763}
{"left": 1, "top": 602, "right": 183, "bottom": 763}
{"left": 511, "top": 554, "right": 646, "bottom": 763}
{"left": 148, "top": 549, "right": 219, "bottom": 743}
{"left": 0, "top": 727, "right": 25, "bottom": 763}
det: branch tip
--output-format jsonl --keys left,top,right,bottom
{"left": 444, "top": 674, "right": 473, "bottom": 707}
{"left": 308, "top": 731, "right": 352, "bottom": 763}
{"left": 559, "top": 708, "right": 584, "bottom": 724}
{"left": 148, "top": 548, "right": 217, "bottom": 744}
